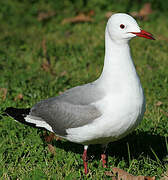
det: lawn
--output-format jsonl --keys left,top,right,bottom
{"left": 0, "top": 0, "right": 168, "bottom": 179}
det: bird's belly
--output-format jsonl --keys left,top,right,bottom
{"left": 66, "top": 91, "right": 145, "bottom": 145}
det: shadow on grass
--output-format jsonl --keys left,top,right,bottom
{"left": 51, "top": 131, "right": 167, "bottom": 164}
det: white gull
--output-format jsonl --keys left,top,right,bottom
{"left": 5, "top": 13, "right": 155, "bottom": 174}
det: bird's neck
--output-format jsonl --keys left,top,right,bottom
{"left": 97, "top": 29, "right": 139, "bottom": 91}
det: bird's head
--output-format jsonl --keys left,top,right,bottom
{"left": 107, "top": 13, "right": 155, "bottom": 43}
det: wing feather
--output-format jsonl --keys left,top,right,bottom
{"left": 30, "top": 100, "right": 101, "bottom": 136}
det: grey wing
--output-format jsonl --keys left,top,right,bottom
{"left": 30, "top": 99, "right": 101, "bottom": 136}
{"left": 29, "top": 82, "right": 104, "bottom": 136}
{"left": 54, "top": 82, "right": 105, "bottom": 105}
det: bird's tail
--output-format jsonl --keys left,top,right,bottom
{"left": 4, "top": 107, "right": 38, "bottom": 128}
{"left": 4, "top": 107, "right": 51, "bottom": 131}
{"left": 4, "top": 107, "right": 55, "bottom": 143}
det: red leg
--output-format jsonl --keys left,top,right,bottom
{"left": 82, "top": 146, "right": 88, "bottom": 175}
{"left": 101, "top": 153, "right": 107, "bottom": 168}
{"left": 101, "top": 144, "right": 108, "bottom": 168}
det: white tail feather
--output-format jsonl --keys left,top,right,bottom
{"left": 25, "top": 116, "right": 53, "bottom": 132}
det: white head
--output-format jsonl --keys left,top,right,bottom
{"left": 107, "top": 13, "right": 154, "bottom": 43}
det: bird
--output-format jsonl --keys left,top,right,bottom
{"left": 4, "top": 13, "right": 155, "bottom": 175}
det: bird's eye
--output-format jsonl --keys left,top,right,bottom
{"left": 120, "top": 24, "right": 125, "bottom": 29}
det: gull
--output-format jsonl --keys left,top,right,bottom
{"left": 4, "top": 13, "right": 155, "bottom": 175}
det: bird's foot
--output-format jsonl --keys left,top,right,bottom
{"left": 82, "top": 149, "right": 88, "bottom": 175}
{"left": 101, "top": 153, "right": 107, "bottom": 168}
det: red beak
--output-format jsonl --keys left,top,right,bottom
{"left": 131, "top": 30, "right": 155, "bottom": 40}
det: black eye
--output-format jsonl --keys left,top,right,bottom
{"left": 120, "top": 24, "right": 125, "bottom": 29}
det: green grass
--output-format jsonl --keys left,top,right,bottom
{"left": 0, "top": 0, "right": 168, "bottom": 179}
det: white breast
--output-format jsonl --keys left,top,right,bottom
{"left": 66, "top": 83, "right": 145, "bottom": 145}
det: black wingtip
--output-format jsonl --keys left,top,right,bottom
{"left": 3, "top": 107, "right": 31, "bottom": 126}
{"left": 4, "top": 107, "right": 45, "bottom": 130}
{"left": 4, "top": 107, "right": 30, "bottom": 118}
